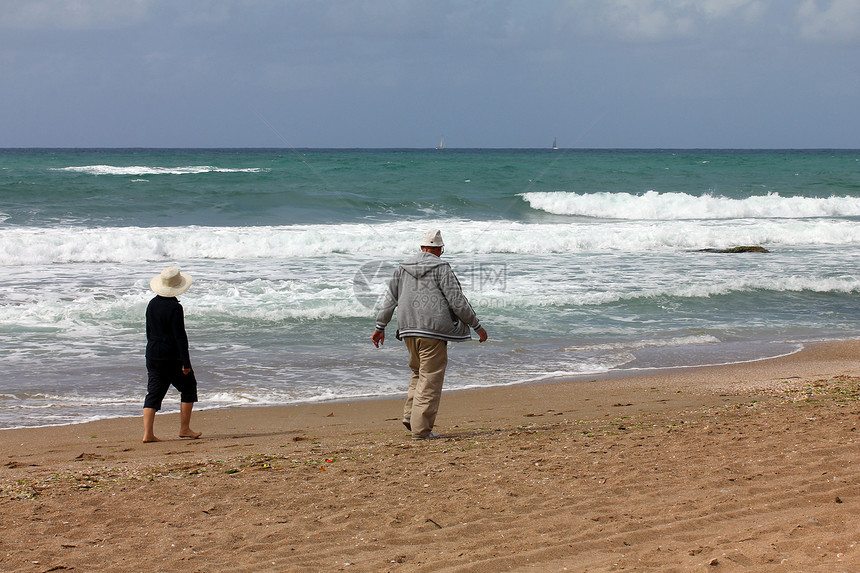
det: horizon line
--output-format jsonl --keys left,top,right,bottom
{"left": 2, "top": 146, "right": 859, "bottom": 152}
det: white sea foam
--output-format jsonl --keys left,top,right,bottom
{"left": 564, "top": 335, "right": 721, "bottom": 352}
{"left": 497, "top": 274, "right": 860, "bottom": 309}
{"left": 4, "top": 218, "right": 860, "bottom": 266}
{"left": 521, "top": 191, "right": 860, "bottom": 220}
{"left": 2, "top": 255, "right": 858, "bottom": 343}
{"left": 52, "top": 165, "right": 267, "bottom": 176}
{"left": 0, "top": 393, "right": 132, "bottom": 407}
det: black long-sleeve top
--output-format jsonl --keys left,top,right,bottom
{"left": 145, "top": 295, "right": 192, "bottom": 369}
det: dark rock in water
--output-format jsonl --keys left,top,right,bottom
{"left": 697, "top": 246, "right": 770, "bottom": 253}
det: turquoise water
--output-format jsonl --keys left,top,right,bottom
{"left": 1, "top": 148, "right": 859, "bottom": 428}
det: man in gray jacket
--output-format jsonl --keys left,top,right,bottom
{"left": 372, "top": 229, "right": 488, "bottom": 439}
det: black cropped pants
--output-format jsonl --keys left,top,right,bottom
{"left": 144, "top": 359, "right": 198, "bottom": 410}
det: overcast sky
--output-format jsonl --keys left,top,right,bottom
{"left": 1, "top": 0, "right": 858, "bottom": 148}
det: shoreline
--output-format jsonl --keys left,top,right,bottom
{"left": 2, "top": 340, "right": 859, "bottom": 571}
{"left": 0, "top": 337, "right": 830, "bottom": 432}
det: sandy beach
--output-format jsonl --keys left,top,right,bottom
{"left": 2, "top": 341, "right": 859, "bottom": 572}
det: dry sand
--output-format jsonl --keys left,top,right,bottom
{"left": 2, "top": 341, "right": 860, "bottom": 572}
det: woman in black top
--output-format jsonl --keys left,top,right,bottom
{"left": 143, "top": 266, "right": 201, "bottom": 442}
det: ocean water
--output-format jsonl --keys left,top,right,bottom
{"left": 1, "top": 148, "right": 859, "bottom": 429}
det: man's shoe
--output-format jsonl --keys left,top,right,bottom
{"left": 402, "top": 418, "right": 411, "bottom": 431}
{"left": 412, "top": 432, "right": 440, "bottom": 440}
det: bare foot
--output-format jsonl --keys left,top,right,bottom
{"left": 179, "top": 430, "right": 202, "bottom": 439}
{"left": 142, "top": 435, "right": 162, "bottom": 443}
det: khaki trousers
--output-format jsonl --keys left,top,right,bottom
{"left": 403, "top": 337, "right": 448, "bottom": 438}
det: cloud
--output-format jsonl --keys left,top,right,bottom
{"left": 560, "top": 0, "right": 768, "bottom": 42}
{"left": 798, "top": 0, "right": 860, "bottom": 43}
{"left": 0, "top": 0, "right": 155, "bottom": 30}
{"left": 699, "top": 0, "right": 768, "bottom": 21}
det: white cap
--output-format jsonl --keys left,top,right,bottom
{"left": 420, "top": 228, "right": 444, "bottom": 247}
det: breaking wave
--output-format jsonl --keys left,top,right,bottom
{"left": 521, "top": 191, "right": 860, "bottom": 220}
{"left": 53, "top": 165, "right": 267, "bottom": 176}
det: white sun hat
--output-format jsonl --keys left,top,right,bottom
{"left": 150, "top": 266, "right": 193, "bottom": 297}
{"left": 420, "top": 228, "right": 444, "bottom": 247}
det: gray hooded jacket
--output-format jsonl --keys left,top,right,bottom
{"left": 375, "top": 252, "right": 482, "bottom": 342}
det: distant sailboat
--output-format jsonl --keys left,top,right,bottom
{"left": 436, "top": 137, "right": 445, "bottom": 150}
{"left": 552, "top": 137, "right": 558, "bottom": 150}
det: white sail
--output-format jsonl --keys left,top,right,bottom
{"left": 436, "top": 137, "right": 445, "bottom": 150}
{"left": 552, "top": 137, "right": 558, "bottom": 150}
